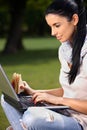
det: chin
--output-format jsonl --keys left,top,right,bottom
{"left": 60, "top": 39, "right": 67, "bottom": 43}
{"left": 56, "top": 37, "right": 67, "bottom": 43}
{"left": 58, "top": 39, "right": 64, "bottom": 43}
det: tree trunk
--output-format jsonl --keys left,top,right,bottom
{"left": 3, "top": 0, "right": 27, "bottom": 54}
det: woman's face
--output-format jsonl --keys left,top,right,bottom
{"left": 45, "top": 14, "right": 78, "bottom": 43}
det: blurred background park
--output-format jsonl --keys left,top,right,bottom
{"left": 0, "top": 0, "right": 87, "bottom": 129}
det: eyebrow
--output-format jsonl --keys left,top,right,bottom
{"left": 53, "top": 23, "right": 60, "bottom": 26}
{"left": 53, "top": 23, "right": 56, "bottom": 26}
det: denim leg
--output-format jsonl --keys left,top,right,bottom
{"left": 1, "top": 95, "right": 83, "bottom": 130}
{"left": 1, "top": 95, "right": 23, "bottom": 130}
{"left": 21, "top": 107, "right": 82, "bottom": 130}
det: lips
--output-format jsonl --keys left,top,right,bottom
{"left": 56, "top": 36, "right": 61, "bottom": 41}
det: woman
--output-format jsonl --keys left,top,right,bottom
{"left": 1, "top": 0, "right": 87, "bottom": 130}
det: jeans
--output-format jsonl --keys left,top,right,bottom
{"left": 1, "top": 95, "right": 83, "bottom": 130}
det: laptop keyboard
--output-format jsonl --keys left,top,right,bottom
{"left": 19, "top": 96, "right": 46, "bottom": 107}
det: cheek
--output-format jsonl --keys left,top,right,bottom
{"left": 59, "top": 25, "right": 68, "bottom": 36}
{"left": 63, "top": 26, "right": 74, "bottom": 40}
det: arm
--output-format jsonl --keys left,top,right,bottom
{"left": 21, "top": 81, "right": 63, "bottom": 97}
{"left": 35, "top": 87, "right": 64, "bottom": 97}
{"left": 59, "top": 97, "right": 87, "bottom": 115}
{"left": 33, "top": 92, "right": 87, "bottom": 115}
{"left": 22, "top": 81, "right": 87, "bottom": 115}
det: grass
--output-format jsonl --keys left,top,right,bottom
{"left": 0, "top": 37, "right": 61, "bottom": 130}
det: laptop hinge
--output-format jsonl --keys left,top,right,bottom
{"left": 3, "top": 92, "right": 24, "bottom": 112}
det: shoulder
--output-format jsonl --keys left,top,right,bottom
{"left": 58, "top": 41, "right": 72, "bottom": 63}
{"left": 59, "top": 41, "right": 70, "bottom": 56}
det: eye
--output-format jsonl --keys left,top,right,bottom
{"left": 55, "top": 24, "right": 60, "bottom": 28}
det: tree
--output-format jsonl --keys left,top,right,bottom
{"left": 0, "top": 0, "right": 52, "bottom": 54}
{"left": 3, "top": 0, "right": 27, "bottom": 53}
{"left": 24, "top": 0, "right": 52, "bottom": 36}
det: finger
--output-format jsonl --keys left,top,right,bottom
{"left": 22, "top": 81, "right": 28, "bottom": 88}
{"left": 32, "top": 93, "right": 38, "bottom": 101}
{"left": 34, "top": 96, "right": 42, "bottom": 104}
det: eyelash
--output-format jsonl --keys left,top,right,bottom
{"left": 55, "top": 24, "right": 60, "bottom": 28}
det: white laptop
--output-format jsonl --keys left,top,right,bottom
{"left": 0, "top": 65, "right": 69, "bottom": 113}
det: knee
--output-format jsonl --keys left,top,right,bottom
{"left": 21, "top": 107, "right": 55, "bottom": 130}
{"left": 21, "top": 118, "right": 43, "bottom": 130}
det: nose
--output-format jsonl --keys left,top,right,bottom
{"left": 51, "top": 28, "right": 57, "bottom": 36}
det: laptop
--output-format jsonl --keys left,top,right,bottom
{"left": 0, "top": 65, "right": 69, "bottom": 113}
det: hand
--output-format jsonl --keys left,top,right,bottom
{"left": 19, "top": 81, "right": 35, "bottom": 95}
{"left": 32, "top": 92, "right": 62, "bottom": 105}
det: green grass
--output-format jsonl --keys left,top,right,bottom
{"left": 0, "top": 37, "right": 61, "bottom": 130}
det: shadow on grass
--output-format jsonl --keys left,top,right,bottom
{"left": 0, "top": 48, "right": 59, "bottom": 66}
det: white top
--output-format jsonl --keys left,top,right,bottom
{"left": 58, "top": 36, "right": 87, "bottom": 130}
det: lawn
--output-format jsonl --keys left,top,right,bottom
{"left": 0, "top": 37, "right": 61, "bottom": 130}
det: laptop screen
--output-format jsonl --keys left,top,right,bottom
{"left": 0, "top": 65, "right": 19, "bottom": 101}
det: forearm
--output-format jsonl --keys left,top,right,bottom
{"left": 60, "top": 97, "right": 87, "bottom": 115}
{"left": 23, "top": 81, "right": 63, "bottom": 97}
{"left": 35, "top": 87, "right": 64, "bottom": 97}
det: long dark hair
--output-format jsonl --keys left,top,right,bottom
{"left": 45, "top": 0, "right": 86, "bottom": 84}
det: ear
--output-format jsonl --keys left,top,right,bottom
{"left": 72, "top": 14, "right": 79, "bottom": 26}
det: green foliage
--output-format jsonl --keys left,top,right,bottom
{"left": 26, "top": 0, "right": 52, "bottom": 11}
{"left": 0, "top": 0, "right": 53, "bottom": 37}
